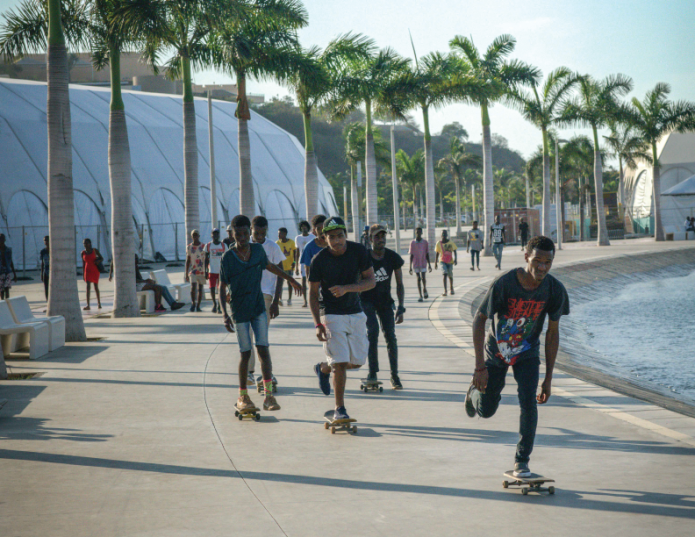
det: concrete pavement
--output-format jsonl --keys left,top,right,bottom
{"left": 2, "top": 239, "right": 695, "bottom": 536}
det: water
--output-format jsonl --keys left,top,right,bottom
{"left": 571, "top": 270, "right": 695, "bottom": 401}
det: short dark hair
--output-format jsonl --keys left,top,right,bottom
{"left": 251, "top": 215, "right": 268, "bottom": 228}
{"left": 278, "top": 227, "right": 288, "bottom": 234}
{"left": 472, "top": 220, "right": 478, "bottom": 225}
{"left": 416, "top": 226, "right": 422, "bottom": 232}
{"left": 526, "top": 235, "right": 555, "bottom": 254}
{"left": 299, "top": 220, "right": 310, "bottom": 230}
{"left": 44, "top": 235, "right": 49, "bottom": 241}
{"left": 311, "top": 214, "right": 327, "bottom": 227}
{"left": 231, "top": 215, "right": 251, "bottom": 229}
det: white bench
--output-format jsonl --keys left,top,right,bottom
{"left": 0, "top": 301, "right": 50, "bottom": 360}
{"left": 137, "top": 290, "right": 155, "bottom": 314}
{"left": 6, "top": 296, "right": 65, "bottom": 352}
{"left": 149, "top": 269, "right": 196, "bottom": 303}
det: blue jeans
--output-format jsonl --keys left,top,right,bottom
{"left": 362, "top": 301, "right": 398, "bottom": 377}
{"left": 470, "top": 250, "right": 480, "bottom": 268}
{"left": 492, "top": 243, "right": 504, "bottom": 266}
{"left": 236, "top": 311, "right": 269, "bottom": 353}
{"left": 470, "top": 356, "right": 540, "bottom": 464}
{"left": 160, "top": 285, "right": 176, "bottom": 307}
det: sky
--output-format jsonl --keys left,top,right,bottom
{"left": 2, "top": 0, "right": 694, "bottom": 159}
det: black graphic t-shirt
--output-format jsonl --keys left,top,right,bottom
{"left": 477, "top": 269, "right": 570, "bottom": 365}
{"left": 519, "top": 221, "right": 529, "bottom": 237}
{"left": 360, "top": 248, "right": 404, "bottom": 306}
{"left": 491, "top": 224, "right": 505, "bottom": 244}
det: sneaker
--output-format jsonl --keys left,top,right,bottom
{"left": 314, "top": 363, "right": 331, "bottom": 396}
{"left": 190, "top": 304, "right": 195, "bottom": 312}
{"left": 287, "top": 298, "right": 292, "bottom": 306}
{"left": 279, "top": 300, "right": 284, "bottom": 307}
{"left": 334, "top": 406, "right": 349, "bottom": 420}
{"left": 366, "top": 372, "right": 378, "bottom": 382}
{"left": 470, "top": 267, "right": 474, "bottom": 271}
{"left": 236, "top": 394, "right": 255, "bottom": 411}
{"left": 196, "top": 305, "right": 202, "bottom": 312}
{"left": 451, "top": 289, "right": 455, "bottom": 295}
{"left": 391, "top": 375, "right": 403, "bottom": 390}
{"left": 418, "top": 297, "right": 424, "bottom": 302}
{"left": 513, "top": 462, "right": 532, "bottom": 478}
{"left": 464, "top": 381, "right": 477, "bottom": 418}
{"left": 171, "top": 302, "right": 185, "bottom": 311}
{"left": 247, "top": 373, "right": 256, "bottom": 387}
{"left": 263, "top": 394, "right": 281, "bottom": 411}
{"left": 155, "top": 304, "right": 166, "bottom": 312}
{"left": 302, "top": 303, "right": 308, "bottom": 308}
{"left": 212, "top": 303, "right": 217, "bottom": 313}
{"left": 424, "top": 290, "right": 429, "bottom": 299}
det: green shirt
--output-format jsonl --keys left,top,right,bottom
{"left": 219, "top": 243, "right": 268, "bottom": 323}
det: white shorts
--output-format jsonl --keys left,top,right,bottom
{"left": 413, "top": 267, "right": 427, "bottom": 274}
{"left": 322, "top": 312, "right": 368, "bottom": 367}
{"left": 301, "top": 264, "right": 307, "bottom": 278}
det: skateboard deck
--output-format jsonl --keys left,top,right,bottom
{"left": 234, "top": 403, "right": 261, "bottom": 422}
{"left": 255, "top": 376, "right": 278, "bottom": 394}
{"left": 324, "top": 410, "right": 357, "bottom": 434}
{"left": 502, "top": 471, "right": 555, "bottom": 495}
{"left": 360, "top": 378, "right": 383, "bottom": 393}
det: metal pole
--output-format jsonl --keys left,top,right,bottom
{"left": 174, "top": 222, "right": 179, "bottom": 261}
{"left": 22, "top": 226, "right": 26, "bottom": 278}
{"left": 525, "top": 174, "right": 530, "bottom": 208}
{"left": 555, "top": 139, "right": 562, "bottom": 250}
{"left": 472, "top": 184, "right": 476, "bottom": 222}
{"left": 356, "top": 162, "right": 363, "bottom": 241}
{"left": 390, "top": 124, "right": 401, "bottom": 254}
{"left": 208, "top": 91, "right": 217, "bottom": 227}
{"left": 343, "top": 186, "right": 348, "bottom": 222}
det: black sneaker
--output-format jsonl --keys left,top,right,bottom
{"left": 334, "top": 406, "right": 349, "bottom": 420}
{"left": 171, "top": 302, "right": 185, "bottom": 311}
{"left": 212, "top": 303, "right": 218, "bottom": 313}
{"left": 189, "top": 304, "right": 195, "bottom": 312}
{"left": 196, "top": 305, "right": 201, "bottom": 312}
{"left": 391, "top": 375, "right": 403, "bottom": 390}
{"left": 464, "top": 381, "right": 477, "bottom": 418}
{"left": 366, "top": 372, "right": 378, "bottom": 382}
{"left": 314, "top": 363, "right": 331, "bottom": 396}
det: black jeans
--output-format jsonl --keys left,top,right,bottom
{"left": 470, "top": 356, "right": 540, "bottom": 464}
{"left": 521, "top": 234, "right": 528, "bottom": 249}
{"left": 362, "top": 301, "right": 398, "bottom": 377}
{"left": 470, "top": 249, "right": 480, "bottom": 267}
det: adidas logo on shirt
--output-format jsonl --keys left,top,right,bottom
{"left": 374, "top": 267, "right": 389, "bottom": 283}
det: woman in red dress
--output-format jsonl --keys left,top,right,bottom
{"left": 81, "top": 238, "right": 103, "bottom": 310}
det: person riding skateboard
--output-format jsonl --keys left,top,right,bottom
{"left": 362, "top": 224, "right": 406, "bottom": 389}
{"left": 464, "top": 235, "right": 569, "bottom": 478}
{"left": 219, "top": 215, "right": 303, "bottom": 413}
{"left": 310, "top": 216, "right": 376, "bottom": 421}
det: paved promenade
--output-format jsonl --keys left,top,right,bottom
{"left": 2, "top": 239, "right": 695, "bottom": 536}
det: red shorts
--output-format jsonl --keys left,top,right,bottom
{"left": 208, "top": 273, "right": 219, "bottom": 289}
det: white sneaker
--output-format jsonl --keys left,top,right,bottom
{"left": 287, "top": 298, "right": 292, "bottom": 306}
{"left": 247, "top": 373, "right": 255, "bottom": 386}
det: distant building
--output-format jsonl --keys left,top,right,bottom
{"left": 191, "top": 83, "right": 265, "bottom": 104}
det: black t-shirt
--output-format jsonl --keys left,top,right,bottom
{"left": 477, "top": 269, "right": 570, "bottom": 366}
{"left": 360, "top": 248, "right": 404, "bottom": 306}
{"left": 309, "top": 241, "right": 372, "bottom": 315}
{"left": 519, "top": 222, "right": 529, "bottom": 237}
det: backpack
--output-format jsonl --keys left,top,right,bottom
{"left": 440, "top": 243, "right": 453, "bottom": 264}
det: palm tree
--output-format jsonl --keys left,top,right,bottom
{"left": 434, "top": 166, "right": 450, "bottom": 222}
{"left": 506, "top": 67, "right": 578, "bottom": 236}
{"left": 559, "top": 135, "right": 595, "bottom": 241}
{"left": 626, "top": 83, "right": 695, "bottom": 241}
{"left": 288, "top": 33, "right": 375, "bottom": 220}
{"left": 396, "top": 149, "right": 425, "bottom": 230}
{"left": 1, "top": 0, "right": 88, "bottom": 340}
{"left": 438, "top": 137, "right": 482, "bottom": 236}
{"left": 328, "top": 47, "right": 410, "bottom": 226}
{"left": 450, "top": 34, "right": 540, "bottom": 255}
{"left": 558, "top": 73, "right": 633, "bottom": 246}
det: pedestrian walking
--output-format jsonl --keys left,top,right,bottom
{"left": 276, "top": 227, "right": 297, "bottom": 306}
{"left": 491, "top": 215, "right": 506, "bottom": 270}
{"left": 467, "top": 221, "right": 483, "bottom": 271}
{"left": 300, "top": 214, "right": 327, "bottom": 281}
{"left": 0, "top": 233, "right": 17, "bottom": 300}
{"left": 435, "top": 230, "right": 457, "bottom": 296}
{"left": 518, "top": 218, "right": 529, "bottom": 250}
{"left": 81, "top": 238, "right": 103, "bottom": 310}
{"left": 408, "top": 227, "right": 431, "bottom": 302}
{"left": 40, "top": 235, "right": 50, "bottom": 300}
{"left": 294, "top": 220, "right": 315, "bottom": 308}
{"left": 185, "top": 230, "right": 206, "bottom": 312}
{"left": 205, "top": 228, "right": 227, "bottom": 313}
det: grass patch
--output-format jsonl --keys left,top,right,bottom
{"left": 4, "top": 372, "right": 43, "bottom": 380}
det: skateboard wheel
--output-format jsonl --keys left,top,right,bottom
{"left": 502, "top": 481, "right": 509, "bottom": 488}
{"left": 548, "top": 486, "right": 555, "bottom": 495}
{"left": 234, "top": 411, "right": 239, "bottom": 417}
{"left": 521, "top": 488, "right": 528, "bottom": 496}
{"left": 254, "top": 414, "right": 261, "bottom": 422}
{"left": 324, "top": 422, "right": 329, "bottom": 430}
{"left": 238, "top": 415, "right": 243, "bottom": 421}
{"left": 352, "top": 426, "right": 357, "bottom": 434}
{"left": 379, "top": 386, "right": 383, "bottom": 392}
{"left": 331, "top": 427, "right": 336, "bottom": 434}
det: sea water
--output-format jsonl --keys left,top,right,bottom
{"left": 571, "top": 269, "right": 695, "bottom": 401}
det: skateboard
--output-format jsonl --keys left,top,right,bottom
{"left": 324, "top": 410, "right": 357, "bottom": 434}
{"left": 360, "top": 378, "right": 383, "bottom": 393}
{"left": 234, "top": 403, "right": 261, "bottom": 422}
{"left": 255, "top": 376, "right": 278, "bottom": 394}
{"left": 502, "top": 471, "right": 555, "bottom": 495}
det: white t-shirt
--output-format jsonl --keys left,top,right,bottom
{"left": 254, "top": 238, "right": 286, "bottom": 296}
{"left": 295, "top": 233, "right": 316, "bottom": 264}
{"left": 205, "top": 241, "right": 227, "bottom": 274}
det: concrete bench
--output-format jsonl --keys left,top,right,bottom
{"left": 137, "top": 290, "right": 155, "bottom": 314}
{"left": 0, "top": 301, "right": 50, "bottom": 360}
{"left": 6, "top": 296, "right": 65, "bottom": 352}
{"left": 149, "top": 269, "right": 195, "bottom": 303}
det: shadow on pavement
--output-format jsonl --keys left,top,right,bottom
{"left": 0, "top": 418, "right": 113, "bottom": 442}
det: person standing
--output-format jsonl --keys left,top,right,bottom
{"left": 464, "top": 236, "right": 570, "bottom": 477}
{"left": 408, "top": 227, "right": 431, "bottom": 302}
{"left": 435, "top": 230, "right": 457, "bottom": 296}
{"left": 0, "top": 234, "right": 17, "bottom": 300}
{"left": 490, "top": 215, "right": 506, "bottom": 270}
{"left": 361, "top": 225, "right": 371, "bottom": 251}
{"left": 39, "top": 235, "right": 50, "bottom": 300}
{"left": 276, "top": 227, "right": 297, "bottom": 306}
{"left": 310, "top": 217, "right": 375, "bottom": 421}
{"left": 219, "top": 215, "right": 303, "bottom": 412}
{"left": 300, "top": 214, "right": 327, "bottom": 281}
{"left": 518, "top": 218, "right": 530, "bottom": 250}
{"left": 205, "top": 228, "right": 227, "bottom": 313}
{"left": 223, "top": 224, "right": 235, "bottom": 248}
{"left": 362, "top": 225, "right": 406, "bottom": 389}
{"left": 466, "top": 221, "right": 483, "bottom": 271}
{"left": 81, "top": 238, "right": 103, "bottom": 310}
{"left": 294, "top": 220, "right": 315, "bottom": 308}
{"left": 185, "top": 230, "right": 206, "bottom": 312}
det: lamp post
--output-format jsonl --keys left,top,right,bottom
{"left": 390, "top": 123, "right": 401, "bottom": 254}
{"left": 554, "top": 138, "right": 569, "bottom": 250}
{"left": 208, "top": 90, "right": 217, "bottom": 228}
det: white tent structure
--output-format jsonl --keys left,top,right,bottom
{"left": 625, "top": 131, "right": 695, "bottom": 236}
{"left": 662, "top": 174, "right": 695, "bottom": 239}
{"left": 0, "top": 79, "right": 338, "bottom": 269}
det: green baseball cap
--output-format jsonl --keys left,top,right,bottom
{"left": 322, "top": 216, "right": 347, "bottom": 233}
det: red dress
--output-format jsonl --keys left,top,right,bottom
{"left": 82, "top": 250, "right": 100, "bottom": 284}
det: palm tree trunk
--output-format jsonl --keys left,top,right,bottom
{"left": 652, "top": 143, "right": 664, "bottom": 241}
{"left": 455, "top": 175, "right": 462, "bottom": 236}
{"left": 364, "top": 100, "right": 378, "bottom": 225}
{"left": 578, "top": 177, "right": 585, "bottom": 242}
{"left": 108, "top": 45, "right": 138, "bottom": 317}
{"left": 182, "top": 56, "right": 199, "bottom": 240}
{"left": 439, "top": 189, "right": 444, "bottom": 222}
{"left": 236, "top": 72, "right": 254, "bottom": 217}
{"left": 481, "top": 103, "right": 494, "bottom": 256}
{"left": 422, "top": 105, "right": 436, "bottom": 256}
{"left": 46, "top": 0, "right": 85, "bottom": 341}
{"left": 302, "top": 110, "right": 319, "bottom": 221}
{"left": 541, "top": 128, "right": 551, "bottom": 237}
{"left": 350, "top": 164, "right": 360, "bottom": 242}
{"left": 592, "top": 127, "right": 610, "bottom": 246}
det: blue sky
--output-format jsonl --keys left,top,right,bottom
{"left": 2, "top": 0, "right": 694, "bottom": 159}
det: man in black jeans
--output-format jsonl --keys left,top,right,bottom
{"left": 362, "top": 225, "right": 406, "bottom": 389}
{"left": 464, "top": 236, "right": 569, "bottom": 477}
